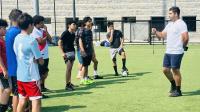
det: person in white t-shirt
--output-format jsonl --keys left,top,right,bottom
{"left": 152, "top": 6, "right": 189, "bottom": 97}
{"left": 31, "top": 15, "right": 52, "bottom": 93}
{"left": 14, "top": 13, "right": 44, "bottom": 112}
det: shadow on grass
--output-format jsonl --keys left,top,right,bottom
{"left": 42, "top": 105, "right": 86, "bottom": 112}
{"left": 183, "top": 89, "right": 200, "bottom": 96}
{"left": 102, "top": 72, "right": 152, "bottom": 79}
{"left": 47, "top": 72, "right": 151, "bottom": 98}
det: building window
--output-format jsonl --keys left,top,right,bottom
{"left": 93, "top": 17, "right": 107, "bottom": 32}
{"left": 183, "top": 16, "right": 196, "bottom": 32}
{"left": 151, "top": 17, "right": 165, "bottom": 31}
{"left": 122, "top": 17, "right": 136, "bottom": 23}
{"left": 44, "top": 17, "right": 51, "bottom": 24}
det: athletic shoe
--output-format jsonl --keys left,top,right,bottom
{"left": 42, "top": 94, "right": 49, "bottom": 99}
{"left": 169, "top": 90, "right": 182, "bottom": 97}
{"left": 94, "top": 75, "right": 103, "bottom": 79}
{"left": 80, "top": 79, "right": 94, "bottom": 85}
{"left": 122, "top": 67, "right": 129, "bottom": 74}
{"left": 41, "top": 87, "right": 50, "bottom": 92}
{"left": 121, "top": 70, "right": 128, "bottom": 77}
{"left": 65, "top": 83, "right": 75, "bottom": 91}
{"left": 169, "top": 85, "right": 176, "bottom": 93}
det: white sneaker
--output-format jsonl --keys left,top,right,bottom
{"left": 122, "top": 71, "right": 128, "bottom": 77}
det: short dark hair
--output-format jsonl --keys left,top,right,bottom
{"left": 17, "top": 13, "right": 33, "bottom": 30}
{"left": 67, "top": 20, "right": 76, "bottom": 26}
{"left": 0, "top": 19, "right": 8, "bottom": 27}
{"left": 77, "top": 20, "right": 84, "bottom": 27}
{"left": 9, "top": 9, "right": 22, "bottom": 21}
{"left": 83, "top": 16, "right": 92, "bottom": 24}
{"left": 107, "top": 21, "right": 114, "bottom": 27}
{"left": 169, "top": 6, "right": 180, "bottom": 16}
{"left": 33, "top": 15, "right": 45, "bottom": 26}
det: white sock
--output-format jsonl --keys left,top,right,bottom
{"left": 94, "top": 70, "right": 98, "bottom": 76}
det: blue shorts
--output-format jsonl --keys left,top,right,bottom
{"left": 77, "top": 50, "right": 83, "bottom": 64}
{"left": 163, "top": 53, "right": 184, "bottom": 69}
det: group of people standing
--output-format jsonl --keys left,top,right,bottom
{"left": 0, "top": 5, "right": 189, "bottom": 112}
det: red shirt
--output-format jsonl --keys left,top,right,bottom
{"left": 38, "top": 30, "right": 47, "bottom": 51}
{"left": 0, "top": 38, "right": 7, "bottom": 73}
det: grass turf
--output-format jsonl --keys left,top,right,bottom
{"left": 42, "top": 45, "right": 200, "bottom": 112}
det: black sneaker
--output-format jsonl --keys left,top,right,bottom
{"left": 42, "top": 94, "right": 49, "bottom": 99}
{"left": 169, "top": 90, "right": 182, "bottom": 97}
{"left": 65, "top": 84, "right": 75, "bottom": 91}
{"left": 94, "top": 75, "right": 103, "bottom": 79}
{"left": 41, "top": 87, "right": 50, "bottom": 92}
{"left": 115, "top": 72, "right": 119, "bottom": 76}
{"left": 169, "top": 85, "right": 176, "bottom": 93}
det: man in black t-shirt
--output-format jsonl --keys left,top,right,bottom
{"left": 78, "top": 17, "right": 95, "bottom": 85}
{"left": 107, "top": 21, "right": 128, "bottom": 76}
{"left": 58, "top": 20, "right": 77, "bottom": 91}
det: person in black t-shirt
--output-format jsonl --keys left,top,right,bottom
{"left": 58, "top": 20, "right": 77, "bottom": 91}
{"left": 106, "top": 21, "right": 128, "bottom": 76}
{"left": 78, "top": 17, "right": 94, "bottom": 85}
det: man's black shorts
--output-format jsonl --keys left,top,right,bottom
{"left": 81, "top": 55, "right": 92, "bottom": 67}
{"left": 0, "top": 73, "right": 10, "bottom": 89}
{"left": 9, "top": 76, "right": 18, "bottom": 96}
{"left": 38, "top": 58, "right": 49, "bottom": 75}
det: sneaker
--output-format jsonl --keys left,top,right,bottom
{"left": 42, "top": 94, "right": 49, "bottom": 99}
{"left": 169, "top": 85, "right": 176, "bottom": 93}
{"left": 121, "top": 70, "right": 128, "bottom": 77}
{"left": 169, "top": 90, "right": 182, "bottom": 97}
{"left": 122, "top": 67, "right": 129, "bottom": 74}
{"left": 94, "top": 75, "right": 103, "bottom": 79}
{"left": 41, "top": 87, "right": 50, "bottom": 92}
{"left": 80, "top": 79, "right": 94, "bottom": 85}
{"left": 65, "top": 84, "right": 75, "bottom": 91}
{"left": 115, "top": 72, "right": 119, "bottom": 76}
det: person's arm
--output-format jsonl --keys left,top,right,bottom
{"left": 58, "top": 39, "right": 66, "bottom": 58}
{"left": 79, "top": 38, "right": 87, "bottom": 57}
{"left": 182, "top": 32, "right": 189, "bottom": 47}
{"left": 43, "top": 25, "right": 52, "bottom": 42}
{"left": 0, "top": 55, "right": 8, "bottom": 79}
{"left": 35, "top": 37, "right": 47, "bottom": 44}
{"left": 152, "top": 28, "right": 167, "bottom": 39}
{"left": 31, "top": 39, "right": 44, "bottom": 65}
{"left": 107, "top": 30, "right": 114, "bottom": 43}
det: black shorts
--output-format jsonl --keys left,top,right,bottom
{"left": 64, "top": 51, "right": 75, "bottom": 63}
{"left": 0, "top": 73, "right": 10, "bottom": 89}
{"left": 9, "top": 76, "right": 18, "bottom": 96}
{"left": 81, "top": 55, "right": 92, "bottom": 67}
{"left": 38, "top": 58, "right": 49, "bottom": 75}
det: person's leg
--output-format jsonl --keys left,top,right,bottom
{"left": 0, "top": 75, "right": 11, "bottom": 112}
{"left": 92, "top": 55, "right": 103, "bottom": 79}
{"left": 31, "top": 99, "right": 41, "bottom": 112}
{"left": 40, "top": 59, "right": 49, "bottom": 91}
{"left": 65, "top": 60, "right": 75, "bottom": 90}
{"left": 11, "top": 76, "right": 19, "bottom": 112}
{"left": 110, "top": 49, "right": 118, "bottom": 75}
{"left": 17, "top": 98, "right": 27, "bottom": 112}
{"left": 119, "top": 48, "right": 127, "bottom": 71}
{"left": 171, "top": 69, "right": 182, "bottom": 90}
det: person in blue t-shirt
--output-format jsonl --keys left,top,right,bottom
{"left": 5, "top": 9, "right": 22, "bottom": 112}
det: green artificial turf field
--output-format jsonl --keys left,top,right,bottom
{"left": 42, "top": 45, "right": 200, "bottom": 112}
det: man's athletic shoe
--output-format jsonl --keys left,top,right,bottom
{"left": 41, "top": 87, "right": 50, "bottom": 92}
{"left": 94, "top": 75, "right": 103, "bottom": 79}
{"left": 42, "top": 94, "right": 49, "bottom": 99}
{"left": 169, "top": 90, "right": 182, "bottom": 97}
{"left": 65, "top": 83, "right": 75, "bottom": 91}
{"left": 169, "top": 85, "right": 176, "bottom": 93}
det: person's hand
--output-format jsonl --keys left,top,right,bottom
{"left": 152, "top": 28, "right": 157, "bottom": 35}
{"left": 80, "top": 51, "right": 87, "bottom": 57}
{"left": 43, "top": 25, "right": 47, "bottom": 31}
{"left": 62, "top": 53, "right": 67, "bottom": 59}
{"left": 3, "top": 69, "right": 8, "bottom": 79}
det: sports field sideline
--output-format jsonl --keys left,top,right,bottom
{"left": 41, "top": 45, "right": 200, "bottom": 112}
